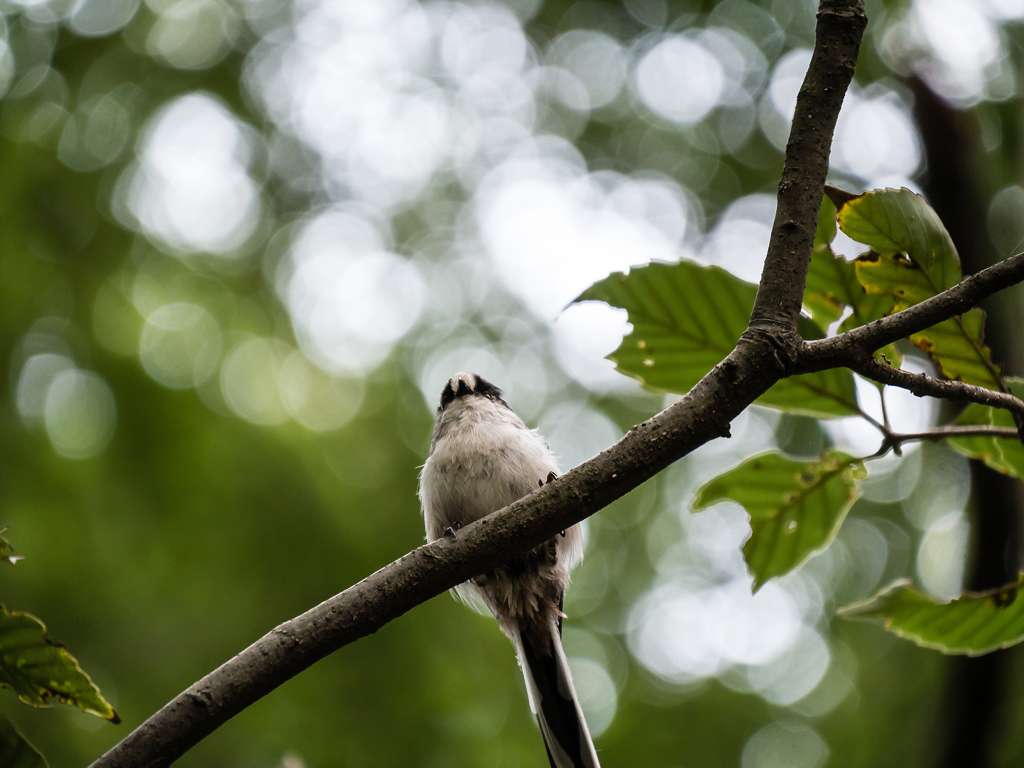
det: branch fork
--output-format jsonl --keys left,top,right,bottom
{"left": 89, "top": 2, "right": 1024, "bottom": 766}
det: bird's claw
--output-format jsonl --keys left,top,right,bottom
{"left": 443, "top": 521, "right": 463, "bottom": 538}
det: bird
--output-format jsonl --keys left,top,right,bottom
{"left": 418, "top": 372, "right": 601, "bottom": 768}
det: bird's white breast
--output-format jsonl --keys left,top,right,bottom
{"left": 419, "top": 397, "right": 559, "bottom": 543}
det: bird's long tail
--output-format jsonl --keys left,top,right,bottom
{"left": 514, "top": 622, "right": 600, "bottom": 768}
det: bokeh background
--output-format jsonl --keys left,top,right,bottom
{"left": 4, "top": 0, "right": 1024, "bottom": 766}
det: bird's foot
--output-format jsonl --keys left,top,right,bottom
{"left": 443, "top": 521, "right": 463, "bottom": 538}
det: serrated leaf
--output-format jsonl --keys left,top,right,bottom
{"left": 839, "top": 188, "right": 1001, "bottom": 390}
{"left": 838, "top": 576, "right": 1024, "bottom": 655}
{"left": 576, "top": 261, "right": 861, "bottom": 419}
{"left": 948, "top": 377, "right": 1024, "bottom": 479}
{"left": 692, "top": 451, "right": 865, "bottom": 591}
{"left": 806, "top": 249, "right": 893, "bottom": 328}
{"left": 0, "top": 713, "right": 48, "bottom": 768}
{"left": 0, "top": 608, "right": 119, "bottom": 723}
{"left": 838, "top": 189, "right": 957, "bottom": 278}
{"left": 576, "top": 262, "right": 755, "bottom": 394}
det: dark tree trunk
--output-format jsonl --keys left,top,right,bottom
{"left": 912, "top": 78, "right": 1024, "bottom": 768}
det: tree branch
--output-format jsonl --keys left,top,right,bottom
{"left": 865, "top": 425, "right": 1021, "bottom": 458}
{"left": 747, "top": 0, "right": 866, "bottom": 335}
{"left": 888, "top": 425, "right": 1021, "bottom": 444}
{"left": 853, "top": 358, "right": 1024, "bottom": 421}
{"left": 90, "top": 3, "right": 868, "bottom": 766}
{"left": 797, "top": 252, "right": 1024, "bottom": 370}
{"left": 90, "top": 351, "right": 774, "bottom": 768}
{"left": 794, "top": 251, "right": 1024, "bottom": 440}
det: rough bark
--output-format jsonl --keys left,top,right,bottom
{"left": 749, "top": 0, "right": 867, "bottom": 335}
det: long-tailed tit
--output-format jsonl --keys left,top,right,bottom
{"left": 419, "top": 372, "right": 600, "bottom": 768}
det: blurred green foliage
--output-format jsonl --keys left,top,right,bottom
{"left": 2, "top": 0, "right": 1024, "bottom": 767}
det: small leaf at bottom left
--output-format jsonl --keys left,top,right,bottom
{"left": 0, "top": 608, "right": 119, "bottom": 723}
{"left": 0, "top": 712, "right": 48, "bottom": 768}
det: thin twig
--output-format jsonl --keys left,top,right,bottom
{"left": 889, "top": 426, "right": 1021, "bottom": 444}
{"left": 853, "top": 358, "right": 1024, "bottom": 421}
{"left": 858, "top": 425, "right": 1019, "bottom": 462}
{"left": 853, "top": 402, "right": 885, "bottom": 433}
{"left": 879, "top": 387, "right": 892, "bottom": 433}
{"left": 798, "top": 252, "right": 1024, "bottom": 371}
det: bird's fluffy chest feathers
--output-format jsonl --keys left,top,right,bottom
{"left": 420, "top": 399, "right": 557, "bottom": 541}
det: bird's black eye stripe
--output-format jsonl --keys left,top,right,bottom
{"left": 473, "top": 376, "right": 511, "bottom": 410}
{"left": 439, "top": 384, "right": 456, "bottom": 410}
{"left": 473, "top": 376, "right": 503, "bottom": 400}
{"left": 438, "top": 373, "right": 511, "bottom": 411}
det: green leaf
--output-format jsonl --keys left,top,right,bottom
{"left": 838, "top": 188, "right": 957, "bottom": 277}
{"left": 803, "top": 195, "right": 845, "bottom": 327}
{"left": 576, "top": 262, "right": 755, "bottom": 394}
{"left": 758, "top": 366, "right": 861, "bottom": 419}
{"left": 802, "top": 250, "right": 843, "bottom": 329}
{"left": 576, "top": 261, "right": 860, "bottom": 419}
{"left": 907, "top": 309, "right": 1001, "bottom": 390}
{"left": 0, "top": 528, "right": 23, "bottom": 567}
{"left": 838, "top": 575, "right": 1024, "bottom": 655}
{"left": 0, "top": 713, "right": 48, "bottom": 768}
{"left": 948, "top": 377, "right": 1024, "bottom": 479}
{"left": 814, "top": 194, "right": 837, "bottom": 249}
{"left": 803, "top": 246, "right": 846, "bottom": 329}
{"left": 0, "top": 608, "right": 119, "bottom": 723}
{"left": 838, "top": 188, "right": 1001, "bottom": 390}
{"left": 692, "top": 451, "right": 865, "bottom": 591}
{"left": 804, "top": 243, "right": 899, "bottom": 365}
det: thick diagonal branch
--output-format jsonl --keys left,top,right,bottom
{"left": 90, "top": 348, "right": 775, "bottom": 768}
{"left": 89, "top": 3, "right": 868, "bottom": 767}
